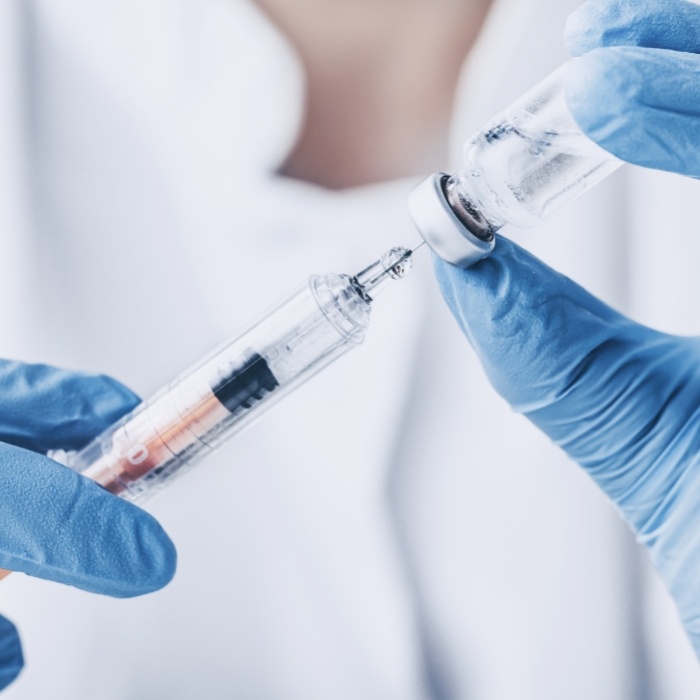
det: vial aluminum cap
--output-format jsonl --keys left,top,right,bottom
{"left": 408, "top": 173, "right": 495, "bottom": 268}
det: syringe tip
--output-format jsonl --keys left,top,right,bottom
{"left": 352, "top": 247, "right": 413, "bottom": 302}
{"left": 381, "top": 247, "right": 413, "bottom": 279}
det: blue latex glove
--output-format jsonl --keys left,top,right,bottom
{"left": 0, "top": 360, "right": 177, "bottom": 690}
{"left": 564, "top": 0, "right": 700, "bottom": 176}
{"left": 435, "top": 240, "right": 700, "bottom": 655}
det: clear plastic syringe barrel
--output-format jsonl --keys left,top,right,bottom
{"left": 450, "top": 61, "right": 623, "bottom": 233}
{"left": 65, "top": 248, "right": 412, "bottom": 503}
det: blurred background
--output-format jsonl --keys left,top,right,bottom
{"left": 1, "top": 0, "right": 700, "bottom": 697}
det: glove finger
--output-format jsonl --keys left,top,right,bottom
{"left": 0, "top": 616, "right": 22, "bottom": 691}
{"left": 433, "top": 239, "right": 700, "bottom": 529}
{"left": 0, "top": 360, "right": 140, "bottom": 453}
{"left": 434, "top": 238, "right": 629, "bottom": 413}
{"left": 0, "top": 444, "right": 176, "bottom": 597}
{"left": 566, "top": 46, "right": 700, "bottom": 177}
{"left": 565, "top": 0, "right": 700, "bottom": 57}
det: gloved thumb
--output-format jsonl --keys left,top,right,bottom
{"left": 433, "top": 237, "right": 700, "bottom": 534}
{"left": 0, "top": 616, "right": 22, "bottom": 691}
{"left": 434, "top": 236, "right": 628, "bottom": 413}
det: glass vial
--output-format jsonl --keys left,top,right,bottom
{"left": 409, "top": 61, "right": 623, "bottom": 266}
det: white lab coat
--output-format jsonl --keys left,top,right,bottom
{"left": 1, "top": 0, "right": 700, "bottom": 698}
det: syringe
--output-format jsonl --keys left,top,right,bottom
{"left": 53, "top": 246, "right": 415, "bottom": 503}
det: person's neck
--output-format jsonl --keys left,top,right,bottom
{"left": 255, "top": 0, "right": 494, "bottom": 189}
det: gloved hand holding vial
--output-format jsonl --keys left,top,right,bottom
{"left": 412, "top": 0, "right": 700, "bottom": 659}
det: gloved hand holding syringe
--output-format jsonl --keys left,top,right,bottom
{"left": 0, "top": 245, "right": 419, "bottom": 582}
{"left": 0, "top": 246, "right": 421, "bottom": 587}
